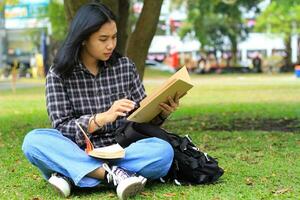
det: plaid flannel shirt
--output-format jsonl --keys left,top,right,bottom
{"left": 46, "top": 57, "right": 147, "bottom": 149}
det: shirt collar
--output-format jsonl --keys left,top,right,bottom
{"left": 74, "top": 60, "right": 109, "bottom": 74}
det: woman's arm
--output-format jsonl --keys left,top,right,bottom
{"left": 46, "top": 70, "right": 92, "bottom": 147}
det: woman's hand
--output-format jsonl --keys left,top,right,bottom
{"left": 89, "top": 99, "right": 135, "bottom": 133}
{"left": 159, "top": 92, "right": 180, "bottom": 119}
{"left": 104, "top": 99, "right": 136, "bottom": 123}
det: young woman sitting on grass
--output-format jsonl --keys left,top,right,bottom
{"left": 22, "top": 2, "right": 180, "bottom": 200}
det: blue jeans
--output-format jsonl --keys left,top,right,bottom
{"left": 22, "top": 129, "right": 174, "bottom": 187}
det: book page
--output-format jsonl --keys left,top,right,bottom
{"left": 92, "top": 144, "right": 124, "bottom": 153}
{"left": 88, "top": 144, "right": 125, "bottom": 159}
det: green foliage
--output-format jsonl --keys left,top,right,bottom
{"left": 254, "top": 0, "right": 300, "bottom": 65}
{"left": 254, "top": 1, "right": 300, "bottom": 38}
{"left": 180, "top": 0, "right": 262, "bottom": 51}
{"left": 25, "top": 28, "right": 46, "bottom": 51}
{"left": 3, "top": 0, "right": 67, "bottom": 48}
{"left": 48, "top": 0, "right": 67, "bottom": 41}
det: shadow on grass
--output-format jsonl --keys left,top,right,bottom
{"left": 164, "top": 116, "right": 300, "bottom": 133}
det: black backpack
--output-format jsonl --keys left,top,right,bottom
{"left": 115, "top": 121, "right": 224, "bottom": 185}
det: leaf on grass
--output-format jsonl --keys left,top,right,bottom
{"left": 15, "top": 159, "right": 21, "bottom": 164}
{"left": 107, "top": 192, "right": 115, "bottom": 198}
{"left": 255, "top": 152, "right": 264, "bottom": 158}
{"left": 141, "top": 192, "right": 152, "bottom": 196}
{"left": 188, "top": 126, "right": 194, "bottom": 131}
{"left": 272, "top": 188, "right": 292, "bottom": 195}
{"left": 239, "top": 155, "right": 258, "bottom": 164}
{"left": 32, "top": 174, "right": 40, "bottom": 180}
{"left": 0, "top": 139, "right": 4, "bottom": 148}
{"left": 245, "top": 177, "right": 254, "bottom": 186}
{"left": 260, "top": 177, "right": 268, "bottom": 183}
{"left": 163, "top": 193, "right": 176, "bottom": 197}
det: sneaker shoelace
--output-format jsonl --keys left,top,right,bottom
{"left": 103, "top": 163, "right": 131, "bottom": 186}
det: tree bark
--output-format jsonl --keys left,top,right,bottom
{"left": 116, "top": 0, "right": 130, "bottom": 54}
{"left": 63, "top": 0, "right": 89, "bottom": 23}
{"left": 100, "top": 0, "right": 118, "bottom": 15}
{"left": 230, "top": 36, "right": 238, "bottom": 67}
{"left": 284, "top": 35, "right": 292, "bottom": 68}
{"left": 126, "top": 0, "right": 164, "bottom": 79}
{"left": 297, "top": 38, "right": 300, "bottom": 64}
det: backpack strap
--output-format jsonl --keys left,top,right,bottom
{"left": 179, "top": 138, "right": 189, "bottom": 151}
{"left": 170, "top": 139, "right": 180, "bottom": 147}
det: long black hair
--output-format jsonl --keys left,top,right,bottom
{"left": 53, "top": 2, "right": 120, "bottom": 77}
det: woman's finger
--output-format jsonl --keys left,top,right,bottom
{"left": 168, "top": 96, "right": 177, "bottom": 108}
{"left": 116, "top": 105, "right": 135, "bottom": 112}
{"left": 160, "top": 102, "right": 174, "bottom": 112}
{"left": 114, "top": 99, "right": 135, "bottom": 109}
{"left": 118, "top": 98, "right": 136, "bottom": 105}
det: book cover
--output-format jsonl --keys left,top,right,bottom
{"left": 127, "top": 67, "right": 193, "bottom": 123}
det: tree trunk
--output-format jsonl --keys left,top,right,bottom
{"left": 297, "top": 37, "right": 300, "bottom": 64}
{"left": 126, "top": 0, "right": 164, "bottom": 79}
{"left": 228, "top": 35, "right": 238, "bottom": 67}
{"left": 284, "top": 35, "right": 292, "bottom": 68}
{"left": 231, "top": 37, "right": 238, "bottom": 67}
{"left": 98, "top": 0, "right": 119, "bottom": 17}
{"left": 116, "top": 0, "right": 130, "bottom": 54}
{"left": 63, "top": 0, "right": 89, "bottom": 23}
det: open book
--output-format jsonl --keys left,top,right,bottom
{"left": 75, "top": 121, "right": 125, "bottom": 159}
{"left": 127, "top": 66, "right": 193, "bottom": 123}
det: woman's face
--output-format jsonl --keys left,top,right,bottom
{"left": 83, "top": 20, "right": 117, "bottom": 61}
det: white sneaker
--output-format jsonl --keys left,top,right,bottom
{"left": 48, "top": 173, "right": 71, "bottom": 198}
{"left": 138, "top": 175, "right": 147, "bottom": 190}
{"left": 103, "top": 163, "right": 146, "bottom": 200}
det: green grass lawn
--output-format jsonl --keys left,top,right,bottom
{"left": 0, "top": 71, "right": 300, "bottom": 199}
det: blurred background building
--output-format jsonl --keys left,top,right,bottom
{"left": 146, "top": 0, "right": 299, "bottom": 72}
{"left": 0, "top": 3, "right": 6, "bottom": 71}
{"left": 3, "top": 0, "right": 49, "bottom": 77}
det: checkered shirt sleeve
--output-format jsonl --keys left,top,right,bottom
{"left": 46, "top": 70, "right": 92, "bottom": 147}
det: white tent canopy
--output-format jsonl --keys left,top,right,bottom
{"left": 148, "top": 35, "right": 201, "bottom": 54}
{"left": 238, "top": 33, "right": 284, "bottom": 50}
